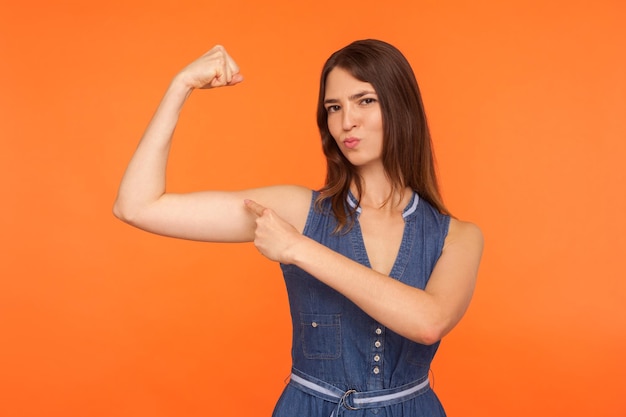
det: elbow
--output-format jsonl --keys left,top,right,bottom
{"left": 113, "top": 194, "right": 163, "bottom": 229}
{"left": 413, "top": 326, "right": 446, "bottom": 346}
{"left": 112, "top": 200, "right": 124, "bottom": 221}
{"left": 422, "top": 330, "right": 447, "bottom": 346}
{"left": 112, "top": 198, "right": 138, "bottom": 225}
{"left": 408, "top": 318, "right": 452, "bottom": 346}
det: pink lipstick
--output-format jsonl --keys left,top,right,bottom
{"left": 343, "top": 138, "right": 360, "bottom": 149}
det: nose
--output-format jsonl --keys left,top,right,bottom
{"left": 342, "top": 105, "right": 358, "bottom": 131}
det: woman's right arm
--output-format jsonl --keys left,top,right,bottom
{"left": 113, "top": 45, "right": 311, "bottom": 242}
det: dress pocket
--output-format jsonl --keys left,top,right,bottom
{"left": 299, "top": 313, "right": 342, "bottom": 360}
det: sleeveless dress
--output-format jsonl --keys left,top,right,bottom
{"left": 273, "top": 190, "right": 450, "bottom": 417}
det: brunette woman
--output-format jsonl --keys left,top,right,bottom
{"left": 114, "top": 39, "right": 483, "bottom": 416}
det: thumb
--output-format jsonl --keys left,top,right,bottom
{"left": 228, "top": 73, "right": 244, "bottom": 86}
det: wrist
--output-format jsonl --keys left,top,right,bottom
{"left": 169, "top": 73, "right": 196, "bottom": 96}
{"left": 284, "top": 234, "right": 312, "bottom": 266}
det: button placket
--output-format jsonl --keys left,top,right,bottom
{"left": 371, "top": 325, "right": 385, "bottom": 376}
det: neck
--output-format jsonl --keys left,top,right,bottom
{"left": 352, "top": 166, "right": 409, "bottom": 211}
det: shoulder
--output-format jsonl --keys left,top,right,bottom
{"left": 253, "top": 185, "right": 313, "bottom": 233}
{"left": 445, "top": 218, "right": 484, "bottom": 253}
{"left": 430, "top": 218, "right": 483, "bottom": 289}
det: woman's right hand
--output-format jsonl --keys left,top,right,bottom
{"left": 175, "top": 45, "right": 243, "bottom": 90}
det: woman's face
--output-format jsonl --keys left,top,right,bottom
{"left": 324, "top": 67, "right": 384, "bottom": 169}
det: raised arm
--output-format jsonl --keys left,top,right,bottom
{"left": 113, "top": 46, "right": 310, "bottom": 241}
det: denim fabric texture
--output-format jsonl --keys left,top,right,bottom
{"left": 275, "top": 191, "right": 450, "bottom": 417}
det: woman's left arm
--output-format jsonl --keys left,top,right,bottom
{"left": 244, "top": 200, "right": 483, "bottom": 345}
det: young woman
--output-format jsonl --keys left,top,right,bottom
{"left": 114, "top": 39, "right": 483, "bottom": 416}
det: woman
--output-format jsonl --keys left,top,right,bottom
{"left": 114, "top": 39, "right": 483, "bottom": 416}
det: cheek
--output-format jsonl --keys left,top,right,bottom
{"left": 373, "top": 111, "right": 384, "bottom": 131}
{"left": 326, "top": 117, "right": 341, "bottom": 141}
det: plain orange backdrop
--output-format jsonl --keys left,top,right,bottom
{"left": 1, "top": 0, "right": 625, "bottom": 416}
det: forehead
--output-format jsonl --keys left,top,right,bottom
{"left": 324, "top": 67, "right": 376, "bottom": 99}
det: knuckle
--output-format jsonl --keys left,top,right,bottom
{"left": 214, "top": 56, "right": 226, "bottom": 68}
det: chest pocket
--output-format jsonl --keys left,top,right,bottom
{"left": 299, "top": 313, "right": 342, "bottom": 360}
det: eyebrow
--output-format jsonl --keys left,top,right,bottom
{"left": 323, "top": 90, "right": 377, "bottom": 105}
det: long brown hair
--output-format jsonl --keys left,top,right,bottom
{"left": 315, "top": 39, "right": 450, "bottom": 231}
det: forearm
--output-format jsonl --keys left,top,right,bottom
{"left": 246, "top": 202, "right": 481, "bottom": 343}
{"left": 289, "top": 236, "right": 444, "bottom": 345}
{"left": 113, "top": 77, "right": 193, "bottom": 220}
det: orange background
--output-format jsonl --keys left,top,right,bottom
{"left": 1, "top": 1, "right": 625, "bottom": 416}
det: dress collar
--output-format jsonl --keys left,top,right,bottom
{"left": 346, "top": 190, "right": 420, "bottom": 219}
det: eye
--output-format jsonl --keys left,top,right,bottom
{"left": 360, "top": 97, "right": 377, "bottom": 106}
{"left": 326, "top": 105, "right": 341, "bottom": 113}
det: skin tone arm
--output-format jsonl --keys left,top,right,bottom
{"left": 245, "top": 199, "right": 483, "bottom": 345}
{"left": 113, "top": 46, "right": 310, "bottom": 241}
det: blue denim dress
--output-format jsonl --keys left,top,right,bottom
{"left": 274, "top": 191, "right": 450, "bottom": 417}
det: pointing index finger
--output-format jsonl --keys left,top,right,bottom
{"left": 244, "top": 199, "right": 266, "bottom": 217}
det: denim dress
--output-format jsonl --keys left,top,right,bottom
{"left": 274, "top": 191, "right": 450, "bottom": 417}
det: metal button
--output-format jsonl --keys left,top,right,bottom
{"left": 374, "top": 355, "right": 380, "bottom": 362}
{"left": 375, "top": 328, "right": 382, "bottom": 335}
{"left": 311, "top": 322, "right": 318, "bottom": 328}
{"left": 373, "top": 366, "right": 380, "bottom": 374}
{"left": 374, "top": 340, "right": 381, "bottom": 348}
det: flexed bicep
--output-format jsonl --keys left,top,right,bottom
{"left": 119, "top": 186, "right": 312, "bottom": 243}
{"left": 126, "top": 190, "right": 256, "bottom": 242}
{"left": 114, "top": 45, "right": 313, "bottom": 244}
{"left": 114, "top": 44, "right": 245, "bottom": 234}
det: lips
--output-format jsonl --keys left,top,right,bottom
{"left": 343, "top": 137, "right": 360, "bottom": 149}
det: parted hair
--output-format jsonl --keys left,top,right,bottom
{"left": 315, "top": 39, "right": 450, "bottom": 232}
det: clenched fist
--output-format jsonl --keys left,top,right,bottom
{"left": 175, "top": 45, "right": 243, "bottom": 90}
